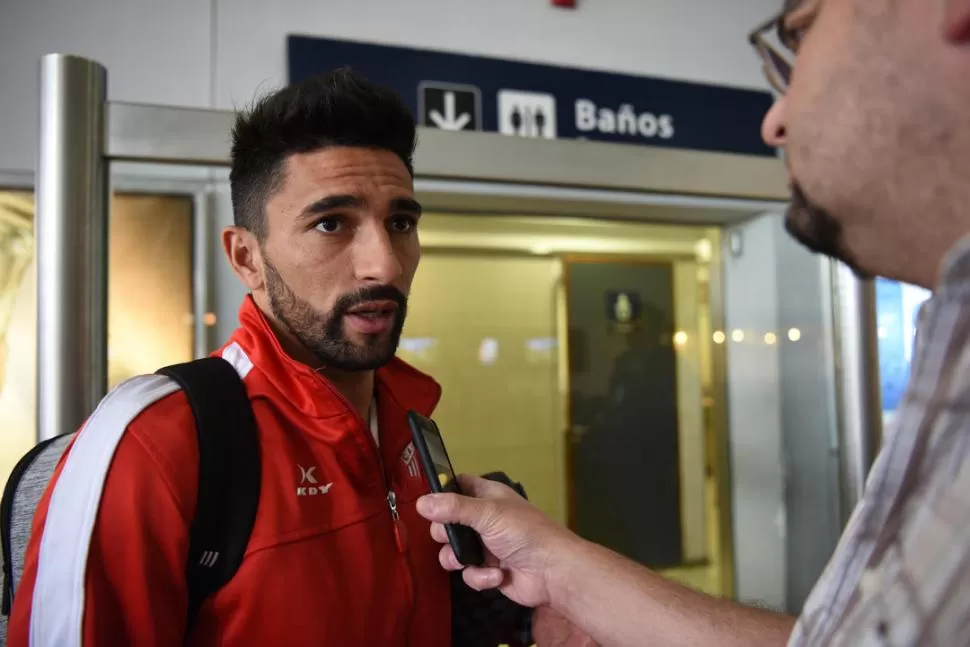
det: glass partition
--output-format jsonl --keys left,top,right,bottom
{"left": 876, "top": 277, "right": 931, "bottom": 427}
{"left": 0, "top": 188, "right": 195, "bottom": 483}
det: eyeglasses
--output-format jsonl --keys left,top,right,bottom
{"left": 748, "top": 13, "right": 796, "bottom": 94}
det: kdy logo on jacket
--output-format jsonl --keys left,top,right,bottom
{"left": 297, "top": 464, "right": 333, "bottom": 497}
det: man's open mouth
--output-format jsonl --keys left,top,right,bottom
{"left": 342, "top": 300, "right": 400, "bottom": 334}
{"left": 345, "top": 300, "right": 399, "bottom": 319}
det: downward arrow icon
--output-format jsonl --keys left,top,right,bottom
{"left": 429, "top": 92, "right": 471, "bottom": 130}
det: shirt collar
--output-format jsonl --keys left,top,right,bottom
{"left": 935, "top": 235, "right": 970, "bottom": 295}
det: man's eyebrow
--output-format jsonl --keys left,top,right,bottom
{"left": 297, "top": 195, "right": 423, "bottom": 221}
{"left": 299, "top": 194, "right": 365, "bottom": 219}
{"left": 391, "top": 198, "right": 423, "bottom": 215}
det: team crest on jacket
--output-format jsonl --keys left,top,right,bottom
{"left": 401, "top": 443, "right": 420, "bottom": 479}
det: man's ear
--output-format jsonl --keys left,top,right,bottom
{"left": 944, "top": 0, "right": 970, "bottom": 41}
{"left": 222, "top": 226, "right": 264, "bottom": 291}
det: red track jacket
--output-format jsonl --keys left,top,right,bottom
{"left": 9, "top": 296, "right": 449, "bottom": 646}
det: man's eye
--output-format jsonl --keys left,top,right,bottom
{"left": 786, "top": 26, "right": 809, "bottom": 50}
{"left": 780, "top": 10, "right": 814, "bottom": 51}
{"left": 314, "top": 218, "right": 341, "bottom": 233}
{"left": 390, "top": 216, "right": 417, "bottom": 233}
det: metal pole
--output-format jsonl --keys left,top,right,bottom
{"left": 36, "top": 54, "right": 108, "bottom": 442}
{"left": 831, "top": 262, "right": 883, "bottom": 519}
{"left": 192, "top": 190, "right": 213, "bottom": 358}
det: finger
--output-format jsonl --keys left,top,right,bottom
{"left": 438, "top": 544, "right": 463, "bottom": 571}
{"left": 462, "top": 566, "right": 504, "bottom": 591}
{"left": 430, "top": 522, "right": 448, "bottom": 544}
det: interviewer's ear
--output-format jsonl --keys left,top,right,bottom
{"left": 944, "top": 0, "right": 970, "bottom": 41}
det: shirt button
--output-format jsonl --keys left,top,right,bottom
{"left": 859, "top": 568, "right": 882, "bottom": 598}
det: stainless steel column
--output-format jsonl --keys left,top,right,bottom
{"left": 831, "top": 262, "right": 883, "bottom": 520}
{"left": 36, "top": 54, "right": 109, "bottom": 441}
{"left": 192, "top": 190, "right": 213, "bottom": 358}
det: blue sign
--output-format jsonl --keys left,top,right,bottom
{"left": 288, "top": 35, "right": 776, "bottom": 158}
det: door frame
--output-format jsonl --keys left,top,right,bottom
{"left": 559, "top": 249, "right": 734, "bottom": 599}
{"left": 0, "top": 175, "right": 213, "bottom": 359}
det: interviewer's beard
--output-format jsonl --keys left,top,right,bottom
{"left": 785, "top": 183, "right": 871, "bottom": 280}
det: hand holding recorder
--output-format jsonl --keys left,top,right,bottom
{"left": 413, "top": 468, "right": 579, "bottom": 610}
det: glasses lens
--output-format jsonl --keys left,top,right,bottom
{"left": 753, "top": 36, "right": 792, "bottom": 93}
{"left": 766, "top": 47, "right": 792, "bottom": 86}
{"left": 750, "top": 14, "right": 796, "bottom": 93}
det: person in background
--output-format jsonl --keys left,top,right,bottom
{"left": 418, "top": 0, "right": 970, "bottom": 645}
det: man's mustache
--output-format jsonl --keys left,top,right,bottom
{"left": 333, "top": 285, "right": 408, "bottom": 316}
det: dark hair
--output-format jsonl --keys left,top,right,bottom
{"left": 229, "top": 67, "right": 417, "bottom": 239}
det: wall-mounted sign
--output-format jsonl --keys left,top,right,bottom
{"left": 288, "top": 35, "right": 776, "bottom": 157}
{"left": 419, "top": 82, "right": 481, "bottom": 132}
{"left": 606, "top": 291, "right": 642, "bottom": 325}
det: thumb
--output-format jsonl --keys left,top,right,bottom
{"left": 416, "top": 490, "right": 490, "bottom": 530}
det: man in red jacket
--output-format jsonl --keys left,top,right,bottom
{"left": 9, "top": 67, "right": 454, "bottom": 646}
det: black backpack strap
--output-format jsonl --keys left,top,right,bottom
{"left": 156, "top": 357, "right": 261, "bottom": 632}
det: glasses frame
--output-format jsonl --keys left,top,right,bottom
{"left": 748, "top": 13, "right": 795, "bottom": 95}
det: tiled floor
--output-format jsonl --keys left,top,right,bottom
{"left": 659, "top": 476, "right": 726, "bottom": 597}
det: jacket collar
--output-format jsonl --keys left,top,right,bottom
{"left": 227, "top": 295, "right": 441, "bottom": 422}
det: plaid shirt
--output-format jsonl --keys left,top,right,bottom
{"left": 789, "top": 239, "right": 970, "bottom": 646}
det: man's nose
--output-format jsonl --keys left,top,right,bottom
{"left": 352, "top": 224, "right": 403, "bottom": 285}
{"left": 761, "top": 97, "right": 788, "bottom": 148}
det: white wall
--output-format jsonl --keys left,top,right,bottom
{"left": 772, "top": 218, "right": 843, "bottom": 613}
{"left": 722, "top": 212, "right": 846, "bottom": 613}
{"left": 722, "top": 213, "right": 787, "bottom": 609}
{"left": 215, "top": 0, "right": 779, "bottom": 110}
{"left": 1, "top": 0, "right": 780, "bottom": 176}
{"left": 0, "top": 0, "right": 212, "bottom": 175}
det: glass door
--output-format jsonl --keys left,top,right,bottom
{"left": 0, "top": 188, "right": 196, "bottom": 483}
{"left": 401, "top": 212, "right": 730, "bottom": 597}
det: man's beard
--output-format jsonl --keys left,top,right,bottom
{"left": 785, "top": 183, "right": 871, "bottom": 280}
{"left": 264, "top": 259, "right": 408, "bottom": 371}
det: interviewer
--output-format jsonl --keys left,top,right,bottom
{"left": 421, "top": 0, "right": 970, "bottom": 644}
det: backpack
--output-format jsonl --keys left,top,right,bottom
{"left": 0, "top": 356, "right": 261, "bottom": 644}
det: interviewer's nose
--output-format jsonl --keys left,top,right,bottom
{"left": 761, "top": 97, "right": 788, "bottom": 148}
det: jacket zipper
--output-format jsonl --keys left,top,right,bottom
{"left": 304, "top": 370, "right": 417, "bottom": 644}
{"left": 387, "top": 490, "right": 416, "bottom": 646}
{"left": 358, "top": 431, "right": 417, "bottom": 647}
